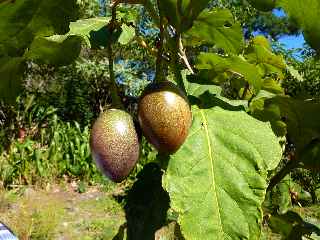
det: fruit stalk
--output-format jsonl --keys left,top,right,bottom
{"left": 155, "top": 0, "right": 165, "bottom": 83}
{"left": 107, "top": 4, "right": 123, "bottom": 108}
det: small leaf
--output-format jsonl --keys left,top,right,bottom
{"left": 118, "top": 25, "right": 135, "bottom": 45}
{"left": 25, "top": 35, "right": 82, "bottom": 66}
{"left": 181, "top": 70, "right": 248, "bottom": 109}
{"left": 163, "top": 105, "right": 282, "bottom": 239}
{"left": 154, "top": 222, "right": 184, "bottom": 240}
{"left": 181, "top": 0, "right": 211, "bottom": 31}
{"left": 262, "top": 78, "right": 284, "bottom": 95}
{"left": 245, "top": 36, "right": 286, "bottom": 78}
{"left": 196, "top": 53, "right": 263, "bottom": 91}
{"left": 268, "top": 211, "right": 320, "bottom": 239}
{"left": 268, "top": 176, "right": 292, "bottom": 214}
{"left": 47, "top": 17, "right": 111, "bottom": 47}
{"left": 185, "top": 9, "right": 244, "bottom": 54}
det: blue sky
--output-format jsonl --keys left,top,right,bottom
{"left": 272, "top": 9, "right": 305, "bottom": 50}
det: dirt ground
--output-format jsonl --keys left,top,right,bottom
{"left": 0, "top": 182, "right": 126, "bottom": 240}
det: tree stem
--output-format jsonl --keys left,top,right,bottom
{"left": 267, "top": 160, "right": 298, "bottom": 192}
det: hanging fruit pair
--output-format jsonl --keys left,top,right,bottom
{"left": 90, "top": 81, "right": 192, "bottom": 182}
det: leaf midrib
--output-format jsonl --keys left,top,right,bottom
{"left": 200, "top": 109, "right": 224, "bottom": 237}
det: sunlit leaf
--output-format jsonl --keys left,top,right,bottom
{"left": 196, "top": 53, "right": 263, "bottom": 91}
{"left": 163, "top": 105, "right": 282, "bottom": 239}
{"left": 119, "top": 25, "right": 136, "bottom": 45}
{"left": 185, "top": 9, "right": 243, "bottom": 54}
{"left": 47, "top": 17, "right": 110, "bottom": 47}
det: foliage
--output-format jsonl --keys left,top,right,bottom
{"left": 0, "top": 0, "right": 320, "bottom": 239}
{"left": 163, "top": 105, "right": 281, "bottom": 239}
{"left": 0, "top": 0, "right": 78, "bottom": 102}
{"left": 0, "top": 106, "right": 97, "bottom": 187}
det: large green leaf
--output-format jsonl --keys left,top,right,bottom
{"left": 47, "top": 17, "right": 110, "bottom": 47}
{"left": 163, "top": 105, "right": 282, "bottom": 239}
{"left": 196, "top": 52, "right": 263, "bottom": 91}
{"left": 25, "top": 36, "right": 82, "bottom": 66}
{"left": 0, "top": 0, "right": 77, "bottom": 57}
{"left": 0, "top": 57, "right": 25, "bottom": 103}
{"left": 277, "top": 0, "right": 320, "bottom": 52}
{"left": 252, "top": 96, "right": 320, "bottom": 152}
{"left": 185, "top": 9, "right": 244, "bottom": 54}
{"left": 0, "top": 0, "right": 77, "bottom": 102}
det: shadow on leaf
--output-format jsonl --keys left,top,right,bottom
{"left": 190, "top": 91, "right": 246, "bottom": 111}
{"left": 89, "top": 26, "right": 122, "bottom": 49}
{"left": 123, "top": 162, "right": 170, "bottom": 240}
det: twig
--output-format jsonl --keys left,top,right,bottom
{"left": 267, "top": 160, "right": 298, "bottom": 192}
{"left": 178, "top": 36, "right": 194, "bottom": 74}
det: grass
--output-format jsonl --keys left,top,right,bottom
{"left": 0, "top": 183, "right": 125, "bottom": 240}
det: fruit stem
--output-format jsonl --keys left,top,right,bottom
{"left": 107, "top": 3, "right": 123, "bottom": 109}
{"left": 155, "top": 0, "right": 165, "bottom": 83}
{"left": 170, "top": 33, "right": 186, "bottom": 93}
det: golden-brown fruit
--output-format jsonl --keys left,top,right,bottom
{"left": 90, "top": 109, "right": 139, "bottom": 182}
{"left": 138, "top": 81, "right": 192, "bottom": 154}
